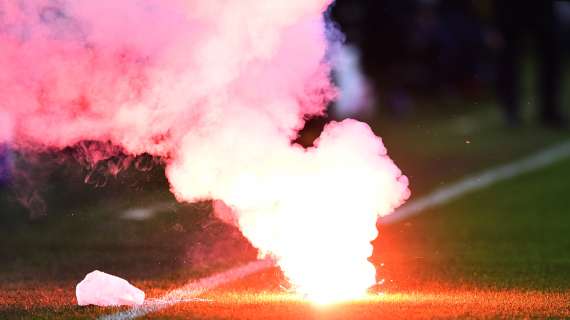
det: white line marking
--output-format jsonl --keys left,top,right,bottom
{"left": 102, "top": 140, "right": 570, "bottom": 319}
{"left": 99, "top": 259, "right": 274, "bottom": 320}
{"left": 121, "top": 202, "right": 175, "bottom": 221}
{"left": 381, "top": 140, "right": 570, "bottom": 224}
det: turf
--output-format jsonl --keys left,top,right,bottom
{"left": 373, "top": 157, "right": 570, "bottom": 291}
{"left": 149, "top": 283, "right": 570, "bottom": 319}
{"left": 371, "top": 104, "right": 570, "bottom": 196}
{"left": 2, "top": 100, "right": 570, "bottom": 318}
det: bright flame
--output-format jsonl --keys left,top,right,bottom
{"left": 178, "top": 120, "right": 410, "bottom": 304}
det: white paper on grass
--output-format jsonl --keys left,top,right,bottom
{"left": 76, "top": 270, "right": 145, "bottom": 306}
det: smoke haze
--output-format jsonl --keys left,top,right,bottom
{"left": 0, "top": 0, "right": 409, "bottom": 301}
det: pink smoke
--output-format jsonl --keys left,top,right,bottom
{"left": 0, "top": 0, "right": 409, "bottom": 301}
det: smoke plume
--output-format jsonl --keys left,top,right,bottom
{"left": 0, "top": 0, "right": 409, "bottom": 301}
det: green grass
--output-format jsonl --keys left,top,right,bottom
{"left": 370, "top": 103, "right": 570, "bottom": 196}
{"left": 373, "top": 157, "right": 570, "bottom": 291}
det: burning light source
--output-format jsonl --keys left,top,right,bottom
{"left": 198, "top": 120, "right": 409, "bottom": 304}
{"left": 0, "top": 0, "right": 409, "bottom": 303}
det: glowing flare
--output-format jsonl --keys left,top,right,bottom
{"left": 175, "top": 120, "right": 409, "bottom": 304}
